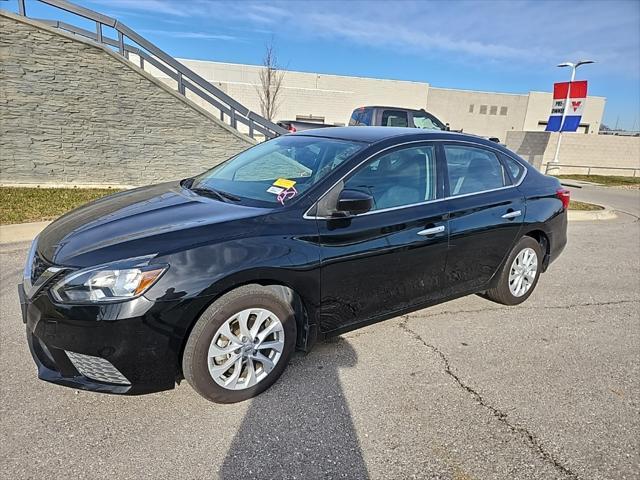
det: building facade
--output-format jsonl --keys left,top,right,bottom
{"left": 144, "top": 59, "right": 606, "bottom": 141}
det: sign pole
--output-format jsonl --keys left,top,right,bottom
{"left": 552, "top": 65, "right": 576, "bottom": 164}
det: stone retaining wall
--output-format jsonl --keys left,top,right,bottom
{"left": 0, "top": 11, "right": 253, "bottom": 187}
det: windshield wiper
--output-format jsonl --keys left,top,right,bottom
{"left": 214, "top": 189, "right": 242, "bottom": 202}
{"left": 190, "top": 186, "right": 242, "bottom": 203}
{"left": 190, "top": 187, "right": 227, "bottom": 202}
{"left": 181, "top": 178, "right": 242, "bottom": 203}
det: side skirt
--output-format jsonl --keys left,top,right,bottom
{"left": 318, "top": 285, "right": 491, "bottom": 340}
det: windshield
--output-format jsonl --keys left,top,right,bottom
{"left": 190, "top": 136, "right": 364, "bottom": 206}
{"left": 413, "top": 113, "right": 445, "bottom": 131}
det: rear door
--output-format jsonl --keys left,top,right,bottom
{"left": 442, "top": 143, "right": 525, "bottom": 294}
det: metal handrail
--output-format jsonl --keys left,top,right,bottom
{"left": 15, "top": 0, "right": 287, "bottom": 139}
{"left": 545, "top": 163, "right": 640, "bottom": 177}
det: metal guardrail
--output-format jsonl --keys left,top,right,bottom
{"left": 14, "top": 0, "right": 287, "bottom": 140}
{"left": 545, "top": 163, "right": 640, "bottom": 177}
{"left": 599, "top": 130, "right": 640, "bottom": 137}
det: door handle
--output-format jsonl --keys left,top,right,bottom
{"left": 501, "top": 210, "right": 522, "bottom": 219}
{"left": 418, "top": 225, "right": 445, "bottom": 236}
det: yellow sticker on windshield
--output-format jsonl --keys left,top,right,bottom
{"left": 273, "top": 178, "right": 296, "bottom": 189}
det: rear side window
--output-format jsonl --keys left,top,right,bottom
{"left": 444, "top": 145, "right": 509, "bottom": 196}
{"left": 501, "top": 154, "right": 525, "bottom": 183}
{"left": 381, "top": 110, "right": 409, "bottom": 127}
{"left": 349, "top": 108, "right": 373, "bottom": 126}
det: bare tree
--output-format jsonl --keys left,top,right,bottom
{"left": 256, "top": 40, "right": 286, "bottom": 121}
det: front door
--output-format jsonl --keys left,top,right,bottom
{"left": 315, "top": 143, "right": 449, "bottom": 333}
{"left": 441, "top": 143, "right": 525, "bottom": 294}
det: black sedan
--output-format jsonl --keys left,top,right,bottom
{"left": 19, "top": 128, "right": 568, "bottom": 403}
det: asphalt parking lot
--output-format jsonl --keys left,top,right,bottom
{"left": 1, "top": 188, "right": 638, "bottom": 480}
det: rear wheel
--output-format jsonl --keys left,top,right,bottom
{"left": 182, "top": 285, "right": 296, "bottom": 403}
{"left": 484, "top": 236, "right": 543, "bottom": 306}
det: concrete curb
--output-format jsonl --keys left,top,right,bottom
{"left": 0, "top": 221, "right": 51, "bottom": 244}
{"left": 568, "top": 208, "right": 617, "bottom": 222}
{"left": 0, "top": 183, "right": 135, "bottom": 190}
{"left": 560, "top": 180, "right": 604, "bottom": 188}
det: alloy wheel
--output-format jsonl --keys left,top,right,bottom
{"left": 207, "top": 308, "right": 285, "bottom": 390}
{"left": 508, "top": 247, "right": 538, "bottom": 297}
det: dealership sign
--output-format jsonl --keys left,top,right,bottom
{"left": 545, "top": 80, "right": 588, "bottom": 132}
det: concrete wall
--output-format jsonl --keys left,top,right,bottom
{"left": 426, "top": 87, "right": 530, "bottom": 139}
{"left": 143, "top": 59, "right": 606, "bottom": 142}
{"left": 503, "top": 131, "right": 552, "bottom": 170}
{"left": 0, "top": 12, "right": 253, "bottom": 187}
{"left": 506, "top": 131, "right": 640, "bottom": 176}
{"left": 159, "top": 59, "right": 430, "bottom": 128}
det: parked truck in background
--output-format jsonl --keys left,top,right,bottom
{"left": 279, "top": 107, "right": 447, "bottom": 134}
{"left": 348, "top": 106, "right": 500, "bottom": 143}
{"left": 349, "top": 106, "right": 447, "bottom": 130}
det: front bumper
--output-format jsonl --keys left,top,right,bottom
{"left": 19, "top": 282, "right": 188, "bottom": 395}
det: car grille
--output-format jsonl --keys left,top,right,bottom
{"left": 65, "top": 351, "right": 131, "bottom": 386}
{"left": 31, "top": 252, "right": 51, "bottom": 284}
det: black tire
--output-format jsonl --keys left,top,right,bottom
{"left": 182, "top": 284, "right": 297, "bottom": 403}
{"left": 484, "top": 236, "right": 543, "bottom": 306}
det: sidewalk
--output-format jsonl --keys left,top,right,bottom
{"left": 0, "top": 221, "right": 51, "bottom": 244}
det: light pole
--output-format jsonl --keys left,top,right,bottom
{"left": 551, "top": 60, "right": 595, "bottom": 164}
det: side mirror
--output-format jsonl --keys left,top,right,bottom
{"left": 445, "top": 123, "right": 451, "bottom": 131}
{"left": 336, "top": 189, "right": 373, "bottom": 216}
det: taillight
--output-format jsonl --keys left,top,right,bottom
{"left": 288, "top": 125, "right": 297, "bottom": 133}
{"left": 556, "top": 188, "right": 570, "bottom": 210}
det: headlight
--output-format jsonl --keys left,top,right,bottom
{"left": 51, "top": 260, "right": 167, "bottom": 304}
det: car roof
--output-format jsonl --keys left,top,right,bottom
{"left": 291, "top": 126, "right": 485, "bottom": 144}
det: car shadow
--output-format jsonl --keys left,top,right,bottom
{"left": 219, "top": 336, "right": 369, "bottom": 479}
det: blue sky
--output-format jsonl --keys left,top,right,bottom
{"left": 10, "top": 0, "right": 640, "bottom": 130}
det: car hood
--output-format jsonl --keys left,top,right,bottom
{"left": 37, "top": 181, "right": 270, "bottom": 267}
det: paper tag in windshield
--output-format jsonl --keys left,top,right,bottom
{"left": 267, "top": 186, "right": 284, "bottom": 195}
{"left": 273, "top": 178, "right": 296, "bottom": 189}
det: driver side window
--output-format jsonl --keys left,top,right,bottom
{"left": 343, "top": 145, "right": 437, "bottom": 211}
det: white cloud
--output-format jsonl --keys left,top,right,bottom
{"left": 245, "top": 0, "right": 639, "bottom": 76}
{"left": 139, "top": 29, "right": 239, "bottom": 41}
{"left": 90, "top": 0, "right": 190, "bottom": 17}
{"left": 87, "top": 0, "right": 640, "bottom": 77}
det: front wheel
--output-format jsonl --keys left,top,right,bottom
{"left": 484, "top": 236, "right": 543, "bottom": 306}
{"left": 182, "top": 285, "right": 297, "bottom": 403}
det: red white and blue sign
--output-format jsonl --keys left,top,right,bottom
{"left": 545, "top": 80, "right": 588, "bottom": 132}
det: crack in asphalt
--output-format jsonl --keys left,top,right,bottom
{"left": 342, "top": 298, "right": 637, "bottom": 342}
{"left": 406, "top": 298, "right": 638, "bottom": 321}
{"left": 399, "top": 315, "right": 580, "bottom": 480}
{"left": 611, "top": 209, "right": 640, "bottom": 222}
